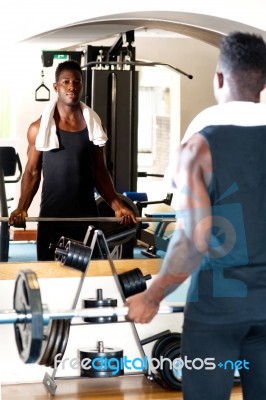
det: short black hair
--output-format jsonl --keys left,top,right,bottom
{"left": 55, "top": 60, "right": 82, "bottom": 82}
{"left": 219, "top": 32, "right": 266, "bottom": 74}
{"left": 218, "top": 32, "right": 266, "bottom": 96}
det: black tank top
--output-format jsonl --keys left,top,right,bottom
{"left": 40, "top": 127, "right": 98, "bottom": 217}
{"left": 185, "top": 124, "right": 266, "bottom": 324}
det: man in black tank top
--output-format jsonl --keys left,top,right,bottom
{"left": 9, "top": 60, "right": 136, "bottom": 260}
{"left": 126, "top": 33, "right": 266, "bottom": 399}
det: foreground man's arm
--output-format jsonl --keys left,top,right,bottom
{"left": 125, "top": 134, "right": 212, "bottom": 323}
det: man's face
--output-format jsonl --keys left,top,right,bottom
{"left": 53, "top": 69, "right": 83, "bottom": 105}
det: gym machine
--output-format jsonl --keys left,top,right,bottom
{"left": 0, "top": 147, "right": 22, "bottom": 261}
{"left": 83, "top": 30, "right": 192, "bottom": 195}
{"left": 82, "top": 31, "right": 138, "bottom": 194}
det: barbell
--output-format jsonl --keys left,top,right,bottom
{"left": 0, "top": 216, "right": 177, "bottom": 223}
{"left": 2, "top": 303, "right": 184, "bottom": 325}
{"left": 3, "top": 270, "right": 184, "bottom": 364}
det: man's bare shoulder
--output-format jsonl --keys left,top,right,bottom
{"left": 179, "top": 133, "right": 210, "bottom": 166}
{"left": 28, "top": 117, "right": 41, "bottom": 131}
{"left": 27, "top": 117, "right": 42, "bottom": 145}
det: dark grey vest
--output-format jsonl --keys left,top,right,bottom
{"left": 185, "top": 124, "right": 266, "bottom": 324}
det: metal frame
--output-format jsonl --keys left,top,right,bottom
{"left": 42, "top": 226, "right": 147, "bottom": 396}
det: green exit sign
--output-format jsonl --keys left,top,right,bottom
{"left": 54, "top": 54, "right": 69, "bottom": 60}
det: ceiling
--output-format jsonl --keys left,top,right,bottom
{"left": 20, "top": 11, "right": 266, "bottom": 52}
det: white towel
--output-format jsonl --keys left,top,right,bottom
{"left": 35, "top": 100, "right": 108, "bottom": 151}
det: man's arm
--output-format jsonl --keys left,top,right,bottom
{"left": 125, "top": 134, "right": 212, "bottom": 323}
{"left": 94, "top": 146, "right": 137, "bottom": 224}
{"left": 9, "top": 119, "right": 43, "bottom": 227}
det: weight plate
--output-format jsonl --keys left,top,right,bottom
{"left": 160, "top": 342, "right": 183, "bottom": 390}
{"left": 54, "top": 236, "right": 69, "bottom": 261}
{"left": 129, "top": 268, "right": 145, "bottom": 294}
{"left": 80, "top": 345, "right": 123, "bottom": 358}
{"left": 63, "top": 240, "right": 92, "bottom": 272}
{"left": 82, "top": 295, "right": 118, "bottom": 323}
{"left": 38, "top": 319, "right": 59, "bottom": 366}
{"left": 82, "top": 297, "right": 117, "bottom": 324}
{"left": 13, "top": 270, "right": 43, "bottom": 363}
{"left": 45, "top": 319, "right": 66, "bottom": 367}
{"left": 38, "top": 319, "right": 52, "bottom": 361}
{"left": 152, "top": 332, "right": 181, "bottom": 360}
{"left": 83, "top": 298, "right": 117, "bottom": 308}
{"left": 124, "top": 273, "right": 135, "bottom": 297}
{"left": 64, "top": 240, "right": 75, "bottom": 267}
{"left": 79, "top": 345, "right": 124, "bottom": 377}
{"left": 128, "top": 270, "right": 140, "bottom": 294}
{"left": 55, "top": 319, "right": 71, "bottom": 365}
{"left": 118, "top": 272, "right": 133, "bottom": 298}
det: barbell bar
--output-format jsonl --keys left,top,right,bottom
{"left": 0, "top": 216, "right": 177, "bottom": 223}
{"left": 0, "top": 304, "right": 185, "bottom": 325}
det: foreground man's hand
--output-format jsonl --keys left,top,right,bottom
{"left": 125, "top": 292, "right": 160, "bottom": 324}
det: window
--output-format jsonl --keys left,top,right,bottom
{"left": 137, "top": 66, "right": 180, "bottom": 198}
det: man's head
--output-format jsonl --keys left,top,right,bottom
{"left": 214, "top": 32, "right": 266, "bottom": 103}
{"left": 53, "top": 60, "right": 83, "bottom": 105}
{"left": 55, "top": 60, "right": 82, "bottom": 82}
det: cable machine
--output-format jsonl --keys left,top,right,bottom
{"left": 83, "top": 31, "right": 138, "bottom": 193}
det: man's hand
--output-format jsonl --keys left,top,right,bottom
{"left": 115, "top": 205, "right": 137, "bottom": 225}
{"left": 125, "top": 292, "right": 160, "bottom": 324}
{"left": 9, "top": 209, "right": 28, "bottom": 228}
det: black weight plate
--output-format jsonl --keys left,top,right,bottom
{"left": 124, "top": 270, "right": 138, "bottom": 294}
{"left": 55, "top": 319, "right": 71, "bottom": 366}
{"left": 83, "top": 298, "right": 117, "bottom": 308}
{"left": 160, "top": 341, "right": 183, "bottom": 390}
{"left": 54, "top": 236, "right": 71, "bottom": 262}
{"left": 79, "top": 245, "right": 92, "bottom": 272}
{"left": 152, "top": 332, "right": 181, "bottom": 360}
{"left": 132, "top": 268, "right": 150, "bottom": 293}
{"left": 80, "top": 346, "right": 123, "bottom": 358}
{"left": 13, "top": 270, "right": 43, "bottom": 363}
{"left": 118, "top": 273, "right": 133, "bottom": 298}
{"left": 129, "top": 268, "right": 146, "bottom": 294}
{"left": 72, "top": 242, "right": 88, "bottom": 272}
{"left": 64, "top": 241, "right": 91, "bottom": 272}
{"left": 82, "top": 295, "right": 118, "bottom": 323}
{"left": 124, "top": 270, "right": 140, "bottom": 296}
{"left": 79, "top": 346, "right": 124, "bottom": 377}
{"left": 84, "top": 315, "right": 118, "bottom": 324}
{"left": 38, "top": 319, "right": 59, "bottom": 366}
{"left": 67, "top": 241, "right": 81, "bottom": 268}
{"left": 63, "top": 241, "right": 74, "bottom": 266}
{"left": 38, "top": 319, "right": 52, "bottom": 363}
{"left": 45, "top": 319, "right": 66, "bottom": 367}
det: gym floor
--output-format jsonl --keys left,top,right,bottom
{"left": 1, "top": 375, "right": 243, "bottom": 399}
